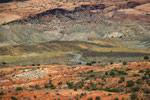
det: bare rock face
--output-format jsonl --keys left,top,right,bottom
{"left": 103, "top": 32, "right": 124, "bottom": 38}
{"left": 12, "top": 69, "right": 50, "bottom": 81}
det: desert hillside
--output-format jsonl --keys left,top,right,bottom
{"left": 0, "top": 60, "right": 150, "bottom": 100}
{"left": 0, "top": 0, "right": 150, "bottom": 100}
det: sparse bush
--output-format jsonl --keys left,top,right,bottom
{"left": 130, "top": 93, "right": 137, "bottom": 100}
{"left": 85, "top": 86, "right": 90, "bottom": 90}
{"left": 49, "top": 84, "right": 56, "bottom": 89}
{"left": 66, "top": 81, "right": 74, "bottom": 89}
{"left": 44, "top": 84, "right": 48, "bottom": 88}
{"left": 2, "top": 62, "right": 6, "bottom": 64}
{"left": 144, "top": 56, "right": 149, "bottom": 60}
{"left": 145, "top": 68, "right": 150, "bottom": 77}
{"left": 123, "top": 61, "right": 127, "bottom": 65}
{"left": 131, "top": 86, "right": 140, "bottom": 92}
{"left": 132, "top": 74, "right": 140, "bottom": 77}
{"left": 136, "top": 79, "right": 143, "bottom": 84}
{"left": 32, "top": 64, "right": 35, "bottom": 66}
{"left": 44, "top": 83, "right": 56, "bottom": 89}
{"left": 91, "top": 84, "right": 97, "bottom": 90}
{"left": 11, "top": 96, "right": 18, "bottom": 100}
{"left": 16, "top": 87, "right": 23, "bottom": 91}
{"left": 95, "top": 96, "right": 101, "bottom": 100}
{"left": 117, "top": 70, "right": 127, "bottom": 75}
{"left": 100, "top": 83, "right": 104, "bottom": 86}
{"left": 88, "top": 70, "right": 93, "bottom": 73}
{"left": 91, "top": 61, "right": 96, "bottom": 64}
{"left": 126, "top": 68, "right": 132, "bottom": 71}
{"left": 0, "top": 92, "right": 4, "bottom": 95}
{"left": 104, "top": 87, "right": 123, "bottom": 92}
{"left": 146, "top": 79, "right": 150, "bottom": 85}
{"left": 114, "top": 98, "right": 119, "bottom": 100}
{"left": 85, "top": 77, "right": 89, "bottom": 80}
{"left": 110, "top": 62, "right": 113, "bottom": 65}
{"left": 86, "top": 62, "right": 92, "bottom": 66}
{"left": 34, "top": 95, "right": 37, "bottom": 99}
{"left": 139, "top": 70, "right": 144, "bottom": 73}
{"left": 142, "top": 76, "right": 147, "bottom": 80}
{"left": 90, "top": 74, "right": 95, "bottom": 77}
{"left": 142, "top": 88, "right": 150, "bottom": 94}
{"left": 109, "top": 71, "right": 115, "bottom": 77}
{"left": 105, "top": 72, "right": 108, "bottom": 75}
{"left": 58, "top": 82, "right": 62, "bottom": 85}
{"left": 126, "top": 80, "right": 134, "bottom": 87}
{"left": 118, "top": 76, "right": 125, "bottom": 83}
{"left": 74, "top": 87, "right": 77, "bottom": 91}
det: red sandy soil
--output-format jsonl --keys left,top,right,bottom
{"left": 0, "top": 61, "right": 150, "bottom": 100}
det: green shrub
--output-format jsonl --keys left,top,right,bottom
{"left": 142, "top": 88, "right": 150, "bottom": 94}
{"left": 49, "top": 84, "right": 56, "bottom": 89}
{"left": 132, "top": 74, "right": 140, "bottom": 77}
{"left": 146, "top": 79, "right": 150, "bottom": 85}
{"left": 95, "top": 96, "right": 101, "bottom": 100}
{"left": 123, "top": 61, "right": 127, "bottom": 65}
{"left": 126, "top": 80, "right": 134, "bottom": 87}
{"left": 118, "top": 76, "right": 125, "bottom": 83}
{"left": 91, "top": 61, "right": 96, "bottom": 64}
{"left": 86, "top": 62, "right": 92, "bottom": 66}
{"left": 90, "top": 74, "right": 95, "bottom": 77}
{"left": 0, "top": 92, "right": 4, "bottom": 95}
{"left": 58, "top": 82, "right": 62, "bottom": 85}
{"left": 109, "top": 71, "right": 115, "bottom": 77}
{"left": 136, "top": 79, "right": 143, "bottom": 84}
{"left": 145, "top": 68, "right": 150, "bottom": 77}
{"left": 117, "top": 70, "right": 127, "bottom": 75}
{"left": 126, "top": 68, "right": 132, "bottom": 71}
{"left": 105, "top": 72, "right": 108, "bottom": 75}
{"left": 104, "top": 87, "right": 123, "bottom": 92}
{"left": 110, "top": 62, "right": 113, "bottom": 65}
{"left": 85, "top": 77, "right": 89, "bottom": 80}
{"left": 16, "top": 87, "right": 23, "bottom": 91}
{"left": 74, "top": 87, "right": 77, "bottom": 91}
{"left": 131, "top": 86, "right": 140, "bottom": 92}
{"left": 44, "top": 84, "right": 48, "bottom": 88}
{"left": 32, "top": 64, "right": 35, "bottom": 66}
{"left": 44, "top": 83, "right": 56, "bottom": 89}
{"left": 139, "top": 70, "right": 144, "bottom": 73}
{"left": 34, "top": 95, "right": 37, "bottom": 99}
{"left": 66, "top": 81, "right": 74, "bottom": 89}
{"left": 88, "top": 70, "right": 93, "bottom": 73}
{"left": 91, "top": 84, "right": 97, "bottom": 90}
{"left": 11, "top": 96, "right": 18, "bottom": 100}
{"left": 144, "top": 56, "right": 149, "bottom": 60}
{"left": 2, "top": 62, "right": 6, "bottom": 64}
{"left": 85, "top": 86, "right": 90, "bottom": 90}
{"left": 130, "top": 93, "right": 137, "bottom": 100}
{"left": 101, "top": 83, "right": 104, "bottom": 86}
{"left": 114, "top": 98, "right": 119, "bottom": 100}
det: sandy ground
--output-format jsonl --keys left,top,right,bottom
{"left": 0, "top": 61, "right": 150, "bottom": 99}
